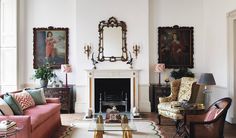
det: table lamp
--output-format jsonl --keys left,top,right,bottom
{"left": 197, "top": 73, "right": 216, "bottom": 107}
{"left": 61, "top": 64, "right": 72, "bottom": 88}
{"left": 155, "top": 63, "right": 165, "bottom": 85}
{"left": 197, "top": 73, "right": 216, "bottom": 93}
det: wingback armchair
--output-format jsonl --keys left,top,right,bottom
{"left": 157, "top": 77, "right": 200, "bottom": 124}
{"left": 187, "top": 97, "right": 232, "bottom": 138}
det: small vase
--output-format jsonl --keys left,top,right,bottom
{"left": 40, "top": 79, "right": 48, "bottom": 88}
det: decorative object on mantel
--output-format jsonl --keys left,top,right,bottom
{"left": 170, "top": 67, "right": 194, "bottom": 79}
{"left": 91, "top": 53, "right": 98, "bottom": 69}
{"left": 133, "top": 44, "right": 140, "bottom": 59}
{"left": 126, "top": 51, "right": 133, "bottom": 69}
{"left": 158, "top": 25, "right": 194, "bottom": 68}
{"left": 84, "top": 43, "right": 91, "bottom": 59}
{"left": 33, "top": 26, "right": 69, "bottom": 69}
{"left": 33, "top": 64, "right": 54, "bottom": 87}
{"left": 155, "top": 63, "right": 165, "bottom": 85}
{"left": 61, "top": 64, "right": 72, "bottom": 88}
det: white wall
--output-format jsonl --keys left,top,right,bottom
{"left": 149, "top": 0, "right": 206, "bottom": 84}
{"left": 20, "top": 0, "right": 150, "bottom": 112}
{"left": 22, "top": 0, "right": 76, "bottom": 86}
{"left": 203, "top": 0, "right": 236, "bottom": 123}
{"left": 18, "top": 0, "right": 236, "bottom": 119}
{"left": 76, "top": 0, "right": 149, "bottom": 112}
{"left": 76, "top": 0, "right": 149, "bottom": 85}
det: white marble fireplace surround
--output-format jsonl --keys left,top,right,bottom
{"left": 86, "top": 69, "right": 140, "bottom": 112}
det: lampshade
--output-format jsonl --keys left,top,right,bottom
{"left": 61, "top": 64, "right": 72, "bottom": 73}
{"left": 197, "top": 73, "right": 216, "bottom": 85}
{"left": 155, "top": 63, "right": 165, "bottom": 73}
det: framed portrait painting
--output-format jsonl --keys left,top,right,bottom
{"left": 33, "top": 26, "right": 69, "bottom": 69}
{"left": 158, "top": 25, "right": 194, "bottom": 68}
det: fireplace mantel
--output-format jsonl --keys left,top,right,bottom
{"left": 86, "top": 69, "right": 140, "bottom": 112}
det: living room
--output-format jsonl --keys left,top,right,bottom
{"left": 0, "top": 0, "right": 236, "bottom": 137}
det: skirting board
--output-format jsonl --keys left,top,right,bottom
{"left": 226, "top": 117, "right": 236, "bottom": 124}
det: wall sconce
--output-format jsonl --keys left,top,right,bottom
{"left": 84, "top": 44, "right": 92, "bottom": 59}
{"left": 133, "top": 44, "right": 140, "bottom": 59}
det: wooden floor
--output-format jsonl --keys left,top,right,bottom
{"left": 224, "top": 122, "right": 236, "bottom": 138}
{"left": 60, "top": 113, "right": 236, "bottom": 137}
{"left": 142, "top": 112, "right": 236, "bottom": 138}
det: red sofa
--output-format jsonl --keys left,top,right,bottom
{"left": 0, "top": 92, "right": 61, "bottom": 138}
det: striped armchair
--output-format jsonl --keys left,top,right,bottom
{"left": 157, "top": 77, "right": 200, "bottom": 124}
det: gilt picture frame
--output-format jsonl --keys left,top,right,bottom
{"left": 33, "top": 26, "right": 69, "bottom": 69}
{"left": 158, "top": 25, "right": 194, "bottom": 68}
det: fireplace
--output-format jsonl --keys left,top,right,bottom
{"left": 86, "top": 69, "right": 140, "bottom": 113}
{"left": 94, "top": 78, "right": 131, "bottom": 113}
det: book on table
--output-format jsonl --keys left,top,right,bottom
{"left": 0, "top": 120, "right": 16, "bottom": 131}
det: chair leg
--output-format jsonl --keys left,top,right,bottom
{"left": 158, "top": 114, "right": 161, "bottom": 125}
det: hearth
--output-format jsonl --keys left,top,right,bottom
{"left": 94, "top": 78, "right": 131, "bottom": 113}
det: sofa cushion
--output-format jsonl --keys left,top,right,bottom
{"left": 204, "top": 106, "right": 223, "bottom": 121}
{"left": 12, "top": 91, "right": 35, "bottom": 110}
{"left": 158, "top": 101, "right": 182, "bottom": 114}
{"left": 0, "top": 98, "right": 14, "bottom": 115}
{"left": 3, "top": 93, "right": 23, "bottom": 115}
{"left": 25, "top": 88, "right": 46, "bottom": 105}
{"left": 24, "top": 103, "right": 60, "bottom": 130}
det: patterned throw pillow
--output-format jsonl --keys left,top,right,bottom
{"left": 4, "top": 94, "right": 23, "bottom": 115}
{"left": 11, "top": 91, "right": 35, "bottom": 110}
{"left": 0, "top": 98, "right": 14, "bottom": 115}
{"left": 25, "top": 88, "right": 46, "bottom": 105}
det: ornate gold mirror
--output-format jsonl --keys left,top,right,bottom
{"left": 98, "top": 17, "right": 128, "bottom": 62}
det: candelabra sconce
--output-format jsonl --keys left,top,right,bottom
{"left": 84, "top": 44, "right": 92, "bottom": 59}
{"left": 133, "top": 44, "right": 140, "bottom": 59}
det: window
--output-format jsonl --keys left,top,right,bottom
{"left": 0, "top": 0, "right": 17, "bottom": 92}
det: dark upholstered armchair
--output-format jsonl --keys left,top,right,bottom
{"left": 186, "top": 97, "right": 232, "bottom": 138}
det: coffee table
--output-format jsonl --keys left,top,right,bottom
{"left": 88, "top": 119, "right": 137, "bottom": 138}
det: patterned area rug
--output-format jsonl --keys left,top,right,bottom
{"left": 54, "top": 120, "right": 163, "bottom": 138}
{"left": 53, "top": 113, "right": 164, "bottom": 138}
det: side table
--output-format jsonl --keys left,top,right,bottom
{"left": 44, "top": 85, "right": 75, "bottom": 113}
{"left": 175, "top": 104, "right": 205, "bottom": 137}
{"left": 149, "top": 84, "right": 170, "bottom": 112}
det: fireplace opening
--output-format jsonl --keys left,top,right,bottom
{"left": 94, "top": 78, "right": 131, "bottom": 113}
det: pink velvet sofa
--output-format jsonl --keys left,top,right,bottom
{"left": 0, "top": 91, "right": 61, "bottom": 138}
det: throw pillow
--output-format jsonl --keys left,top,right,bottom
{"left": 204, "top": 106, "right": 224, "bottom": 121}
{"left": 11, "top": 91, "right": 35, "bottom": 110}
{"left": 3, "top": 93, "right": 23, "bottom": 115}
{"left": 0, "top": 98, "right": 14, "bottom": 115}
{"left": 25, "top": 88, "right": 46, "bottom": 105}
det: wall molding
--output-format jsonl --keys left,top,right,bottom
{"left": 227, "top": 10, "right": 236, "bottom": 123}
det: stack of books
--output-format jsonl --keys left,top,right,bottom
{"left": 0, "top": 120, "right": 16, "bottom": 131}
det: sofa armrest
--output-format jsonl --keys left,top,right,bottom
{"left": 46, "top": 98, "right": 60, "bottom": 103}
{"left": 0, "top": 115, "right": 31, "bottom": 138}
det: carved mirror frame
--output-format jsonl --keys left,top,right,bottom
{"left": 97, "top": 17, "right": 128, "bottom": 62}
